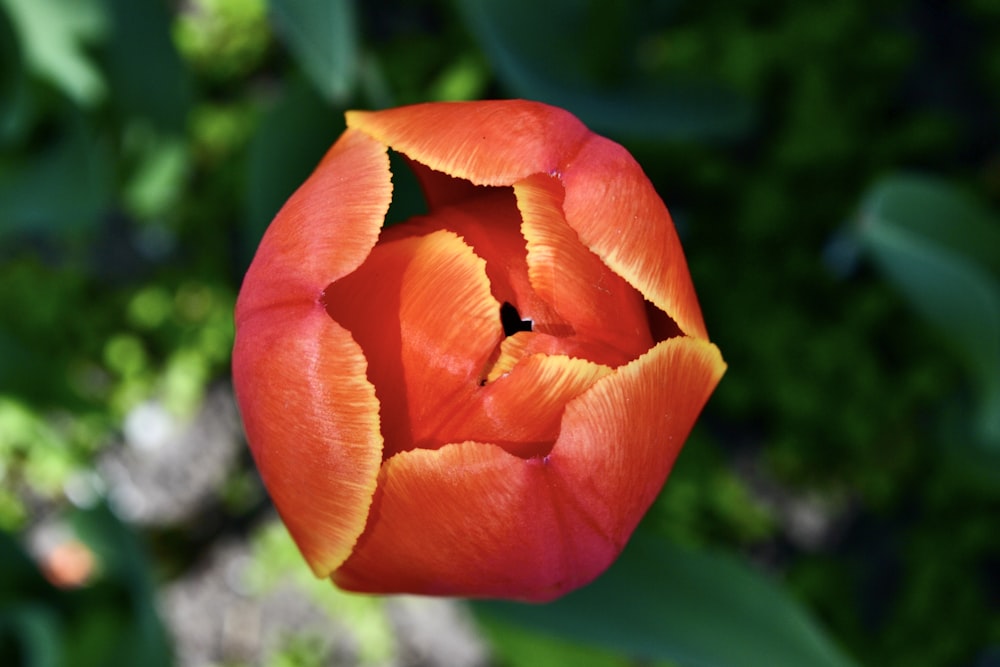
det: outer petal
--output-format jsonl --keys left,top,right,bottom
{"left": 332, "top": 336, "right": 726, "bottom": 601}
{"left": 233, "top": 129, "right": 392, "bottom": 576}
{"left": 346, "top": 100, "right": 590, "bottom": 186}
{"left": 560, "top": 135, "right": 708, "bottom": 340}
{"left": 546, "top": 336, "right": 726, "bottom": 545}
{"left": 236, "top": 129, "right": 392, "bottom": 317}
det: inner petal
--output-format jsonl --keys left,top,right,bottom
{"left": 438, "top": 353, "right": 613, "bottom": 458}
{"left": 324, "top": 229, "right": 502, "bottom": 458}
{"left": 379, "top": 188, "right": 566, "bottom": 334}
{"left": 324, "top": 180, "right": 658, "bottom": 460}
{"left": 517, "top": 172, "right": 654, "bottom": 367}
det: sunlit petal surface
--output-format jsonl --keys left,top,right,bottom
{"left": 333, "top": 337, "right": 724, "bottom": 601}
{"left": 233, "top": 129, "right": 392, "bottom": 575}
{"left": 347, "top": 100, "right": 589, "bottom": 186}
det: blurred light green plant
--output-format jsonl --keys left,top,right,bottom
{"left": 856, "top": 174, "right": 1000, "bottom": 456}
{"left": 245, "top": 519, "right": 397, "bottom": 666}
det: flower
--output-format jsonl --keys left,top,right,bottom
{"left": 232, "top": 100, "right": 725, "bottom": 602}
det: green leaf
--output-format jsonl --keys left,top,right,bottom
{"left": 68, "top": 505, "right": 173, "bottom": 667}
{"left": 244, "top": 76, "right": 342, "bottom": 267}
{"left": 455, "top": 0, "right": 753, "bottom": 142}
{"left": 478, "top": 614, "right": 641, "bottom": 667}
{"left": 0, "top": 605, "right": 64, "bottom": 667}
{"left": 474, "top": 533, "right": 857, "bottom": 667}
{"left": 102, "top": 0, "right": 193, "bottom": 130}
{"left": 0, "top": 507, "right": 173, "bottom": 667}
{"left": 857, "top": 174, "right": 1000, "bottom": 449}
{"left": 0, "top": 3, "right": 32, "bottom": 146}
{"left": 0, "top": 0, "right": 108, "bottom": 107}
{"left": 268, "top": 0, "right": 359, "bottom": 103}
{"left": 0, "top": 112, "right": 112, "bottom": 240}
{"left": 859, "top": 175, "right": 1000, "bottom": 280}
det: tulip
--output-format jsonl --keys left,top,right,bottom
{"left": 233, "top": 100, "right": 725, "bottom": 602}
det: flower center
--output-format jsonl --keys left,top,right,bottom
{"left": 500, "top": 302, "right": 533, "bottom": 337}
{"left": 323, "top": 183, "right": 654, "bottom": 460}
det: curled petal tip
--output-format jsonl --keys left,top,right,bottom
{"left": 347, "top": 100, "right": 589, "bottom": 186}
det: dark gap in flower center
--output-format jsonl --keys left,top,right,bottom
{"left": 645, "top": 300, "right": 683, "bottom": 343}
{"left": 500, "top": 301, "right": 532, "bottom": 338}
{"left": 382, "top": 150, "right": 429, "bottom": 227}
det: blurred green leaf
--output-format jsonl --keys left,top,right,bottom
{"left": 857, "top": 174, "right": 1000, "bottom": 449}
{"left": 68, "top": 505, "right": 172, "bottom": 667}
{"left": 0, "top": 4, "right": 31, "bottom": 146}
{"left": 455, "top": 0, "right": 753, "bottom": 142}
{"left": 268, "top": 0, "right": 359, "bottom": 103}
{"left": 859, "top": 175, "right": 1000, "bottom": 280}
{"left": 0, "top": 531, "right": 66, "bottom": 665}
{"left": 121, "top": 130, "right": 190, "bottom": 220}
{"left": 479, "top": 614, "right": 642, "bottom": 667}
{"left": 245, "top": 76, "right": 342, "bottom": 266}
{"left": 0, "top": 113, "right": 112, "bottom": 240}
{"left": 0, "top": 605, "right": 63, "bottom": 667}
{"left": 0, "top": 0, "right": 107, "bottom": 106}
{"left": 475, "top": 532, "right": 857, "bottom": 667}
{"left": 102, "top": 0, "right": 193, "bottom": 130}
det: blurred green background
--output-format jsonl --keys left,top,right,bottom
{"left": 1, "top": 0, "right": 999, "bottom": 666}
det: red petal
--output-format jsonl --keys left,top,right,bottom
{"left": 324, "top": 229, "right": 504, "bottom": 457}
{"left": 376, "top": 189, "right": 567, "bottom": 336}
{"left": 332, "top": 336, "right": 725, "bottom": 601}
{"left": 560, "top": 135, "right": 708, "bottom": 339}
{"left": 233, "top": 128, "right": 392, "bottom": 576}
{"left": 517, "top": 172, "right": 653, "bottom": 367}
{"left": 233, "top": 309, "right": 382, "bottom": 577}
{"left": 236, "top": 129, "right": 392, "bottom": 318}
{"left": 346, "top": 100, "right": 590, "bottom": 186}
{"left": 545, "top": 336, "right": 726, "bottom": 546}
{"left": 348, "top": 101, "right": 707, "bottom": 340}
{"left": 333, "top": 441, "right": 611, "bottom": 601}
{"left": 442, "top": 353, "right": 612, "bottom": 458}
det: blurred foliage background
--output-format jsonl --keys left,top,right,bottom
{"left": 1, "top": 0, "right": 999, "bottom": 665}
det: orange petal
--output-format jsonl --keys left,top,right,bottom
{"left": 332, "top": 336, "right": 725, "bottom": 601}
{"left": 236, "top": 129, "right": 392, "bottom": 319}
{"left": 347, "top": 101, "right": 706, "bottom": 341}
{"left": 546, "top": 336, "right": 726, "bottom": 544}
{"left": 346, "top": 100, "right": 590, "bottom": 186}
{"left": 442, "top": 353, "right": 613, "bottom": 458}
{"left": 484, "top": 331, "right": 534, "bottom": 382}
{"left": 233, "top": 128, "right": 392, "bottom": 576}
{"left": 333, "top": 441, "right": 617, "bottom": 602}
{"left": 325, "top": 229, "right": 504, "bottom": 456}
{"left": 517, "top": 172, "right": 654, "bottom": 367}
{"left": 320, "top": 234, "right": 411, "bottom": 456}
{"left": 399, "top": 230, "right": 505, "bottom": 448}
{"left": 560, "top": 135, "right": 708, "bottom": 339}
{"left": 232, "top": 308, "right": 382, "bottom": 577}
{"left": 376, "top": 189, "right": 568, "bottom": 337}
